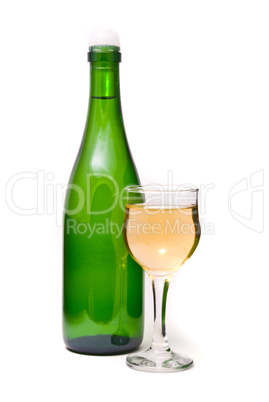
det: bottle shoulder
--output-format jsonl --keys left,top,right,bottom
{"left": 66, "top": 130, "right": 140, "bottom": 193}
{"left": 71, "top": 123, "right": 136, "bottom": 173}
{"left": 64, "top": 100, "right": 140, "bottom": 215}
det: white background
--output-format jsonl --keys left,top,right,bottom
{"left": 1, "top": 0, "right": 268, "bottom": 401}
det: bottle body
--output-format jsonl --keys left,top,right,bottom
{"left": 63, "top": 46, "right": 144, "bottom": 354}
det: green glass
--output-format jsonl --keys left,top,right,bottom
{"left": 63, "top": 45, "right": 144, "bottom": 355}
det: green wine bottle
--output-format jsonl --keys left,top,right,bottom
{"left": 63, "top": 31, "right": 144, "bottom": 355}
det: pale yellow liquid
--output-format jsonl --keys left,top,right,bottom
{"left": 124, "top": 205, "right": 200, "bottom": 277}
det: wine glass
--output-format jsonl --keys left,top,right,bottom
{"left": 123, "top": 185, "right": 200, "bottom": 372}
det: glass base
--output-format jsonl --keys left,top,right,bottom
{"left": 126, "top": 348, "right": 193, "bottom": 373}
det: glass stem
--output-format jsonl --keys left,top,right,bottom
{"left": 150, "top": 276, "right": 171, "bottom": 352}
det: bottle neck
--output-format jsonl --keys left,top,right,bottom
{"left": 89, "top": 61, "right": 120, "bottom": 100}
{"left": 87, "top": 46, "right": 122, "bottom": 116}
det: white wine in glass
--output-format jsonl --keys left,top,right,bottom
{"left": 123, "top": 185, "right": 201, "bottom": 372}
{"left": 125, "top": 205, "right": 200, "bottom": 277}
